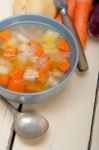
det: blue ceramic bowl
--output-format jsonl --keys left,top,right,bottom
{"left": 0, "top": 14, "right": 79, "bottom": 103}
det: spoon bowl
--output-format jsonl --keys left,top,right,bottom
{"left": 0, "top": 95, "right": 49, "bottom": 139}
{"left": 14, "top": 112, "right": 49, "bottom": 139}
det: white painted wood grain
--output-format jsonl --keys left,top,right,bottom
{"left": 0, "top": 102, "right": 13, "bottom": 150}
{"left": 13, "top": 38, "right": 99, "bottom": 150}
{"left": 91, "top": 89, "right": 99, "bottom": 150}
{"left": 0, "top": 0, "right": 14, "bottom": 20}
{"left": 0, "top": 0, "right": 98, "bottom": 149}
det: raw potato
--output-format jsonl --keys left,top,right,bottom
{"left": 13, "top": 0, "right": 57, "bottom": 18}
{"left": 13, "top": 0, "right": 26, "bottom": 15}
{"left": 26, "top": 0, "right": 57, "bottom": 18}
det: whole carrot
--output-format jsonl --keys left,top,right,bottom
{"left": 68, "top": 0, "right": 76, "bottom": 19}
{"left": 74, "top": 0, "right": 93, "bottom": 48}
{"left": 55, "top": 0, "right": 76, "bottom": 22}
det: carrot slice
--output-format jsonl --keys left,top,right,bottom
{"left": 26, "top": 84, "right": 39, "bottom": 93}
{"left": 0, "top": 74, "right": 9, "bottom": 86}
{"left": 9, "top": 67, "right": 24, "bottom": 79}
{"left": 74, "top": 0, "right": 93, "bottom": 48}
{"left": 38, "top": 58, "right": 53, "bottom": 83}
{"left": 25, "top": 81, "right": 39, "bottom": 93}
{"left": 0, "top": 29, "right": 10, "bottom": 41}
{"left": 3, "top": 45, "right": 17, "bottom": 59}
{"left": 58, "top": 59, "right": 71, "bottom": 72}
{"left": 35, "top": 47, "right": 44, "bottom": 57}
{"left": 58, "top": 38, "right": 70, "bottom": 51}
{"left": 8, "top": 79, "right": 24, "bottom": 93}
{"left": 45, "top": 57, "right": 53, "bottom": 71}
{"left": 38, "top": 68, "right": 47, "bottom": 83}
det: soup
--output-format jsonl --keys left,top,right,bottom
{"left": 0, "top": 24, "right": 72, "bottom": 93}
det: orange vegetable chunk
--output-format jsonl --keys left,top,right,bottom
{"left": 44, "top": 57, "right": 53, "bottom": 72}
{"left": 9, "top": 67, "right": 24, "bottom": 79}
{"left": 38, "top": 68, "right": 47, "bottom": 83}
{"left": 0, "top": 29, "right": 10, "bottom": 41}
{"left": 25, "top": 81, "right": 39, "bottom": 93}
{"left": 55, "top": 13, "right": 62, "bottom": 23}
{"left": 0, "top": 74, "right": 9, "bottom": 86}
{"left": 58, "top": 38, "right": 70, "bottom": 51}
{"left": 58, "top": 59, "right": 71, "bottom": 72}
{"left": 8, "top": 79, "right": 24, "bottom": 93}
{"left": 35, "top": 47, "right": 44, "bottom": 57}
{"left": 3, "top": 45, "right": 17, "bottom": 59}
{"left": 74, "top": 0, "right": 93, "bottom": 48}
{"left": 68, "top": 0, "right": 76, "bottom": 19}
{"left": 28, "top": 40, "right": 41, "bottom": 47}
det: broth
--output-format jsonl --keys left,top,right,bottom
{"left": 0, "top": 23, "right": 72, "bottom": 93}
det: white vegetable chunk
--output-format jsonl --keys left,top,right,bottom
{"left": 52, "top": 70, "right": 63, "bottom": 78}
{"left": 39, "top": 56, "right": 47, "bottom": 67}
{"left": 17, "top": 43, "right": 34, "bottom": 62}
{"left": 16, "top": 33, "right": 29, "bottom": 43}
{"left": 43, "top": 30, "right": 59, "bottom": 43}
{"left": 23, "top": 69, "right": 38, "bottom": 81}
{"left": 45, "top": 30, "right": 59, "bottom": 37}
{"left": 48, "top": 76, "right": 59, "bottom": 86}
{"left": 18, "top": 43, "right": 32, "bottom": 53}
{"left": 0, "top": 65, "right": 10, "bottom": 74}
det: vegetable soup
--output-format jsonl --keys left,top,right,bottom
{"left": 0, "top": 24, "right": 72, "bottom": 93}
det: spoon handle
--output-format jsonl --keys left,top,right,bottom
{"left": 0, "top": 95, "right": 18, "bottom": 116}
{"left": 60, "top": 8, "right": 88, "bottom": 72}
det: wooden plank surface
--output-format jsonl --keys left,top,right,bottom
{"left": 91, "top": 79, "right": 99, "bottom": 150}
{"left": 13, "top": 38, "right": 99, "bottom": 150}
{"left": 0, "top": 101, "right": 18, "bottom": 150}
{"left": 0, "top": 102, "right": 13, "bottom": 150}
{"left": 0, "top": 0, "right": 99, "bottom": 150}
{"left": 0, "top": 1, "right": 16, "bottom": 150}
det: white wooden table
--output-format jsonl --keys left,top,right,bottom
{"left": 0, "top": 1, "right": 99, "bottom": 150}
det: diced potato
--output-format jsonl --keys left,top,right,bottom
{"left": 23, "top": 68, "right": 38, "bottom": 81}
{"left": 43, "top": 43, "right": 57, "bottom": 51}
{"left": 42, "top": 30, "right": 59, "bottom": 43}
{"left": 18, "top": 43, "right": 31, "bottom": 52}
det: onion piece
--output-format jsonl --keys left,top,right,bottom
{"left": 16, "top": 33, "right": 29, "bottom": 43}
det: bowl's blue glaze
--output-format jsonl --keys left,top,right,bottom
{"left": 0, "top": 14, "right": 79, "bottom": 103}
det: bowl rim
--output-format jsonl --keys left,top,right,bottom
{"left": 0, "top": 14, "right": 79, "bottom": 96}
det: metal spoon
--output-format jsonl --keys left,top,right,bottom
{"left": 55, "top": 0, "right": 89, "bottom": 72}
{"left": 0, "top": 95, "right": 49, "bottom": 139}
